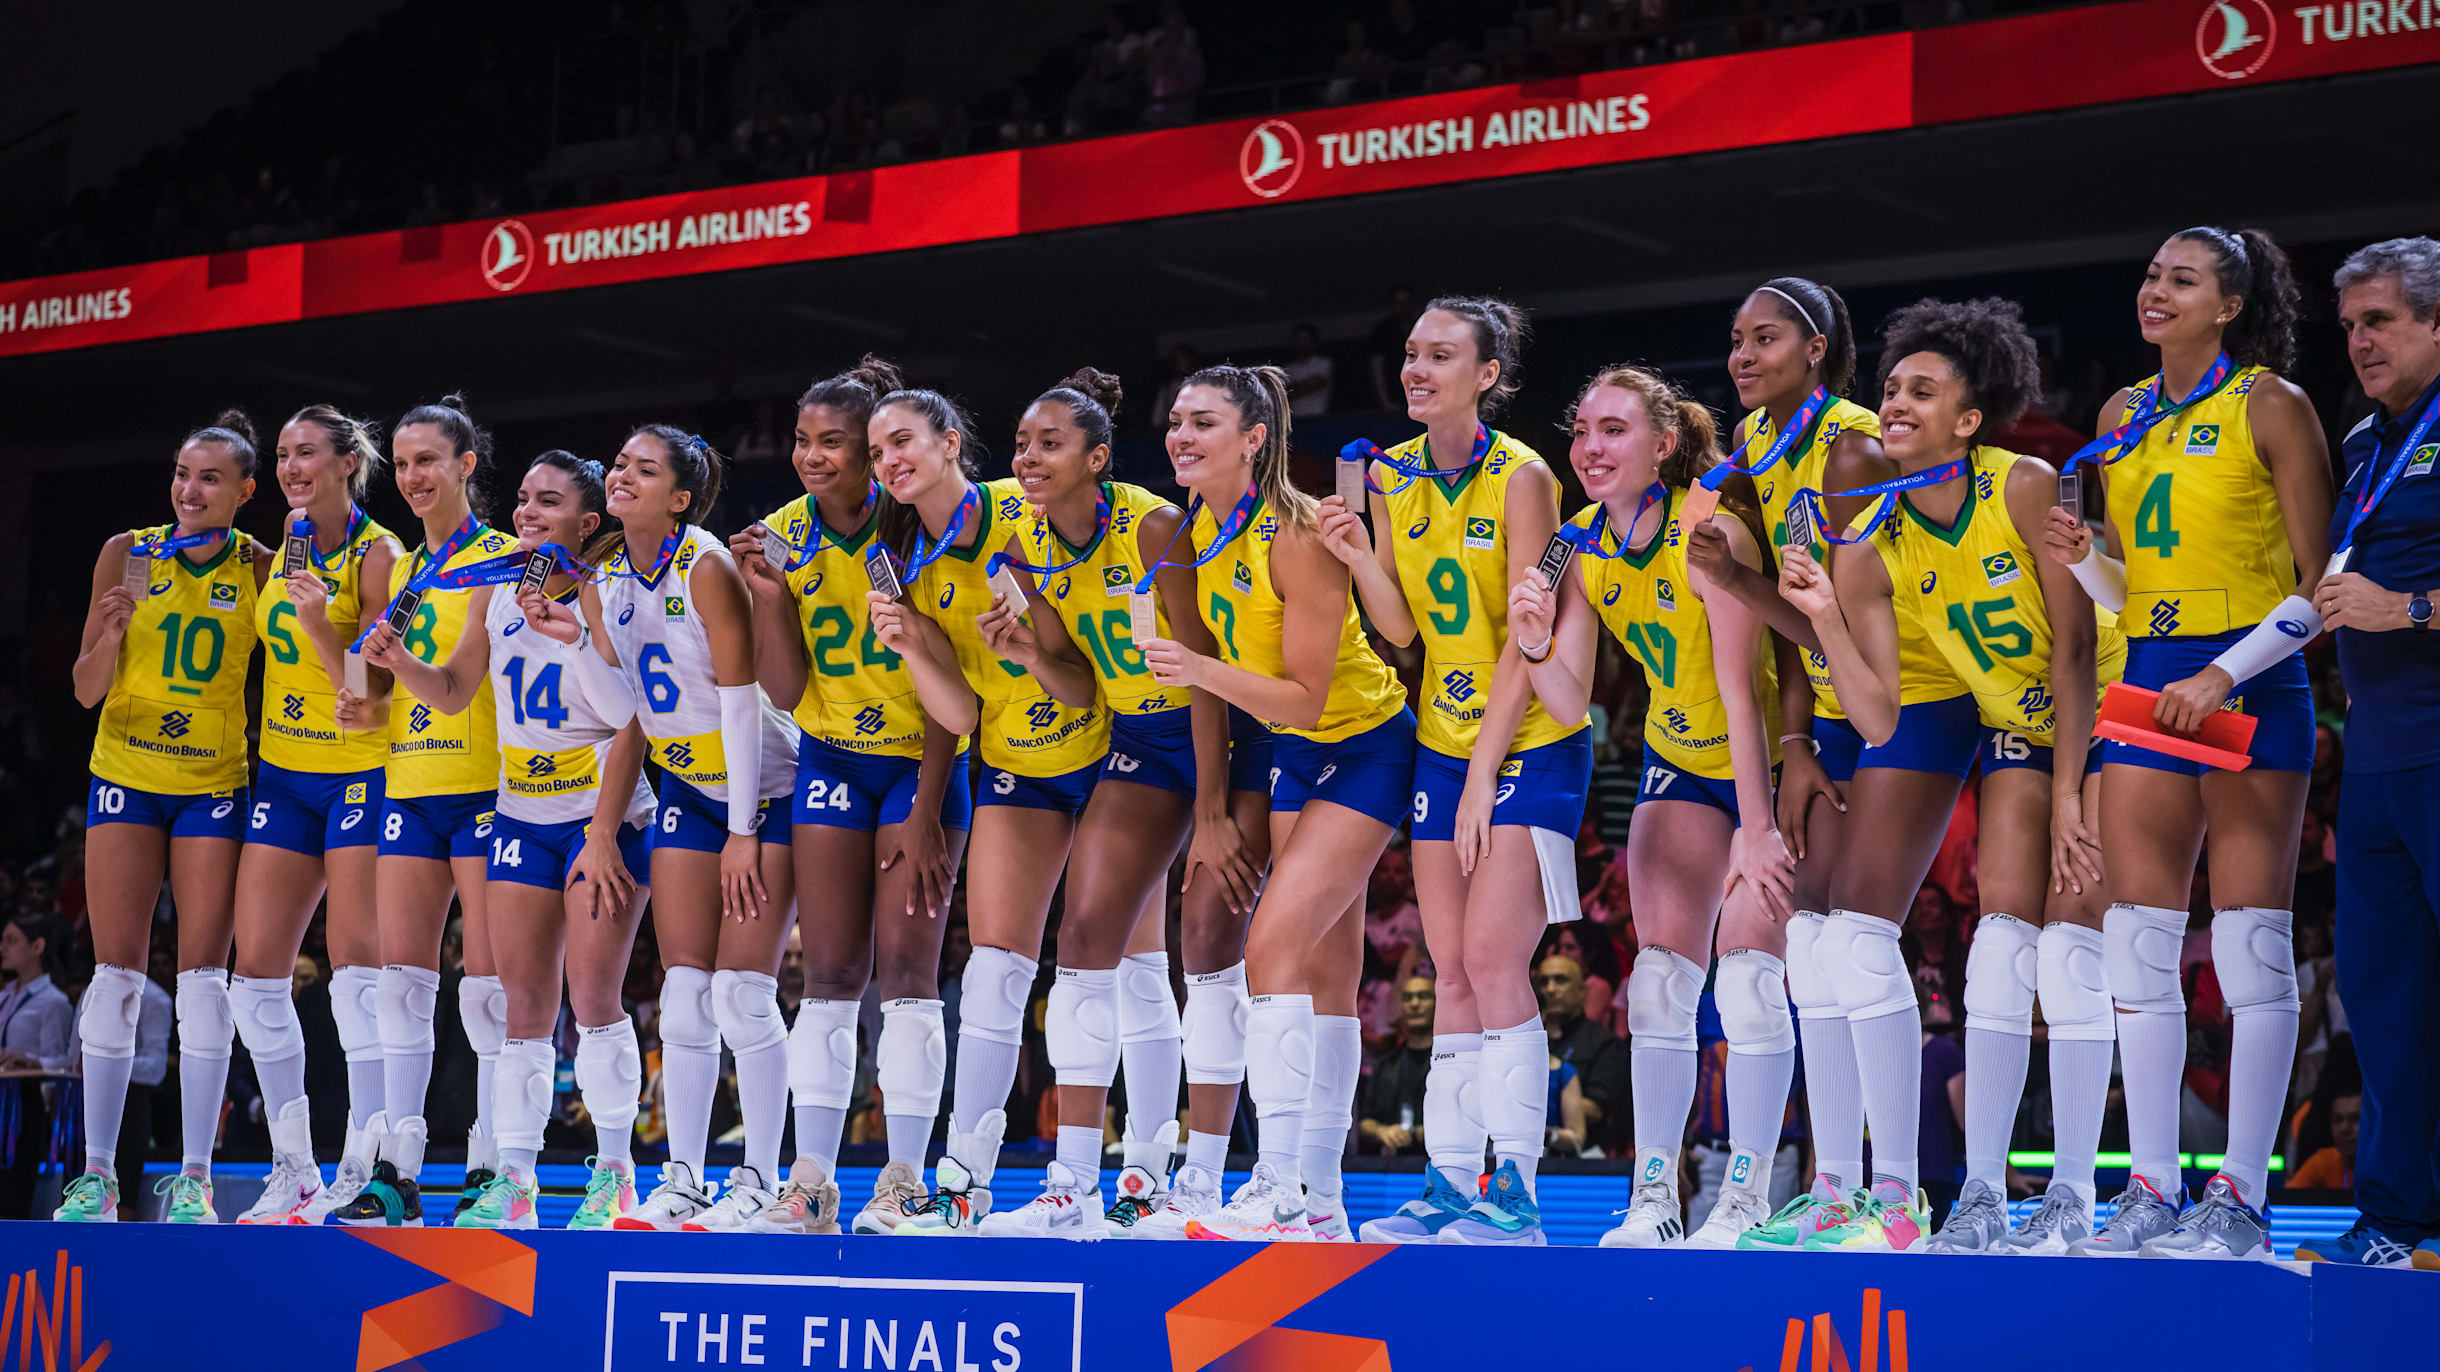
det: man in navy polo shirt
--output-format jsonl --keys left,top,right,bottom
{"left": 2297, "top": 236, "right": 2440, "bottom": 1269}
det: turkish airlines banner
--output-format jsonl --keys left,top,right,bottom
{"left": 3, "top": 0, "right": 2435, "bottom": 358}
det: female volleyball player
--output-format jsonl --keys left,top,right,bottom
{"left": 1328, "top": 299, "right": 1589, "bottom": 1247}
{"left": 731, "top": 359, "right": 969, "bottom": 1236}
{"left": 2041, "top": 228, "right": 2331, "bottom": 1259}
{"left": 362, "top": 450, "right": 657, "bottom": 1229}
{"left": 1137, "top": 364, "right": 1414, "bottom": 1243}
{"left": 61, "top": 413, "right": 268, "bottom": 1222}
{"left": 1507, "top": 366, "right": 1795, "bottom": 1250}
{"left": 229, "top": 407, "right": 402, "bottom": 1224}
{"left": 1776, "top": 298, "right": 2123, "bottom": 1255}
{"left": 332, "top": 396, "right": 518, "bottom": 1226}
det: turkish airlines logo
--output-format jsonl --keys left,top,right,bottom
{"left": 482, "top": 219, "right": 536, "bottom": 292}
{"left": 1238, "top": 120, "right": 1305, "bottom": 199}
{"left": 2196, "top": 0, "right": 2275, "bottom": 79}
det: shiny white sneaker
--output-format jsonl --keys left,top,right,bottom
{"left": 613, "top": 1159, "right": 716, "bottom": 1231}
{"left": 1185, "top": 1163, "right": 1311, "bottom": 1242}
{"left": 897, "top": 1153, "right": 993, "bottom": 1236}
{"left": 1678, "top": 1182, "right": 1772, "bottom": 1249}
{"left": 304, "top": 1117, "right": 381, "bottom": 1224}
{"left": 852, "top": 1160, "right": 926, "bottom": 1235}
{"left": 237, "top": 1153, "right": 324, "bottom": 1225}
{"left": 681, "top": 1165, "right": 777, "bottom": 1232}
{"left": 1599, "top": 1180, "right": 1683, "bottom": 1248}
{"left": 1130, "top": 1164, "right": 1222, "bottom": 1241}
{"left": 975, "top": 1160, "right": 1104, "bottom": 1239}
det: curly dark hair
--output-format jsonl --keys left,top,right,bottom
{"left": 1876, "top": 296, "right": 2042, "bottom": 443}
{"left": 2169, "top": 226, "right": 2301, "bottom": 376}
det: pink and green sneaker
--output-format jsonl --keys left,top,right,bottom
{"left": 567, "top": 1157, "right": 638, "bottom": 1231}
{"left": 1737, "top": 1176, "right": 1855, "bottom": 1251}
{"left": 1802, "top": 1181, "right": 1928, "bottom": 1252}
{"left": 453, "top": 1168, "right": 539, "bottom": 1230}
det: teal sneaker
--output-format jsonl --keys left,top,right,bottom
{"left": 333, "top": 1161, "right": 424, "bottom": 1227}
{"left": 1738, "top": 1176, "right": 1852, "bottom": 1251}
{"left": 53, "top": 1170, "right": 119, "bottom": 1222}
{"left": 1438, "top": 1161, "right": 1545, "bottom": 1245}
{"left": 1803, "top": 1181, "right": 1928, "bottom": 1252}
{"left": 1355, "top": 1166, "right": 1474, "bottom": 1243}
{"left": 568, "top": 1157, "right": 639, "bottom": 1231}
{"left": 454, "top": 1169, "right": 539, "bottom": 1230}
{"left": 155, "top": 1171, "right": 219, "bottom": 1224}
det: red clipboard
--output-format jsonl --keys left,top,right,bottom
{"left": 2094, "top": 683, "right": 2256, "bottom": 771}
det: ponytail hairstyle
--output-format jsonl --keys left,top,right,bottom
{"left": 187, "top": 407, "right": 261, "bottom": 477}
{"left": 1037, "top": 366, "right": 1124, "bottom": 476}
{"left": 1569, "top": 365, "right": 1763, "bottom": 551}
{"left": 629, "top": 424, "right": 727, "bottom": 526}
{"left": 526, "top": 449, "right": 619, "bottom": 566}
{"left": 2169, "top": 226, "right": 2301, "bottom": 375}
{"left": 396, "top": 391, "right": 495, "bottom": 523}
{"left": 796, "top": 353, "right": 905, "bottom": 432}
{"left": 287, "top": 404, "right": 386, "bottom": 501}
{"left": 1876, "top": 296, "right": 2043, "bottom": 445}
{"left": 1746, "top": 276, "right": 1858, "bottom": 395}
{"left": 1181, "top": 363, "right": 1314, "bottom": 531}
{"left": 873, "top": 387, "right": 984, "bottom": 555}
{"left": 1422, "top": 294, "right": 1531, "bottom": 418}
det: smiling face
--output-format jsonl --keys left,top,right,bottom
{"left": 606, "top": 433, "right": 689, "bottom": 526}
{"left": 276, "top": 419, "right": 356, "bottom": 514}
{"left": 1401, "top": 308, "right": 1498, "bottom": 427}
{"left": 1728, "top": 291, "right": 1824, "bottom": 412}
{"left": 511, "top": 462, "right": 600, "bottom": 551}
{"left": 1012, "top": 398, "right": 1103, "bottom": 511}
{"left": 1569, "top": 383, "right": 1673, "bottom": 505}
{"left": 1878, "top": 351, "right": 1980, "bottom": 464}
{"left": 869, "top": 401, "right": 964, "bottom": 508}
{"left": 171, "top": 437, "right": 254, "bottom": 531}
{"left": 2138, "top": 235, "right": 2241, "bottom": 352}
{"left": 792, "top": 402, "right": 871, "bottom": 507}
{"left": 391, "top": 421, "right": 477, "bottom": 524}
{"left": 1166, "top": 382, "right": 1260, "bottom": 493}
{"left": 2338, "top": 272, "right": 2440, "bottom": 414}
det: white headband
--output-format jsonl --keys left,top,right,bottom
{"left": 1755, "top": 285, "right": 1821, "bottom": 337}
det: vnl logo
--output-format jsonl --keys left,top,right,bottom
{"left": 604, "top": 1272, "right": 1080, "bottom": 1371}
{"left": 1238, "top": 120, "right": 1305, "bottom": 199}
{"left": 2197, "top": 0, "right": 2277, "bottom": 79}
{"left": 4, "top": 1250, "right": 114, "bottom": 1371}
{"left": 483, "top": 219, "right": 536, "bottom": 292}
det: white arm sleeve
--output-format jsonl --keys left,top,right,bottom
{"left": 571, "top": 627, "right": 639, "bottom": 731}
{"left": 719, "top": 684, "right": 763, "bottom": 836}
{"left": 2070, "top": 546, "right": 2128, "bottom": 612}
{"left": 2207, "top": 595, "right": 2322, "bottom": 685}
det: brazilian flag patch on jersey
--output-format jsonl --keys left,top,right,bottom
{"left": 208, "top": 582, "right": 238, "bottom": 611}
{"left": 664, "top": 596, "right": 686, "bottom": 617}
{"left": 1232, "top": 561, "right": 1253, "bottom": 594}
{"left": 2409, "top": 444, "right": 2439, "bottom": 477}
{"left": 2185, "top": 424, "right": 2221, "bottom": 456}
{"left": 1463, "top": 517, "right": 1496, "bottom": 550}
{"left": 1103, "top": 565, "right": 1132, "bottom": 594}
{"left": 1656, "top": 577, "right": 1676, "bottom": 613}
{"left": 1981, "top": 551, "right": 2022, "bottom": 588}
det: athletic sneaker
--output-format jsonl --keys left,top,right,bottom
{"left": 2067, "top": 1177, "right": 2183, "bottom": 1257}
{"left": 1185, "top": 1163, "right": 1311, "bottom": 1241}
{"left": 156, "top": 1172, "right": 218, "bottom": 1224}
{"left": 1922, "top": 1178, "right": 2008, "bottom": 1254}
{"left": 2139, "top": 1175, "right": 2271, "bottom": 1260}
{"left": 451, "top": 1169, "right": 497, "bottom": 1225}
{"left": 684, "top": 1166, "right": 777, "bottom": 1233}
{"left": 898, "top": 1153, "right": 993, "bottom": 1236}
{"left": 2293, "top": 1221, "right": 2415, "bottom": 1268}
{"left": 1680, "top": 1182, "right": 1773, "bottom": 1250}
{"left": 975, "top": 1160, "right": 1103, "bottom": 1239}
{"left": 613, "top": 1160, "right": 715, "bottom": 1231}
{"left": 53, "top": 1170, "right": 118, "bottom": 1223}
{"left": 1996, "top": 1184, "right": 2093, "bottom": 1256}
{"left": 236, "top": 1155, "right": 323, "bottom": 1225}
{"left": 1803, "top": 1182, "right": 1927, "bottom": 1252}
{"left": 568, "top": 1158, "right": 639, "bottom": 1231}
{"left": 454, "top": 1169, "right": 539, "bottom": 1230}
{"left": 1598, "top": 1181, "right": 1682, "bottom": 1248}
{"left": 1131, "top": 1165, "right": 1223, "bottom": 1241}
{"left": 1100, "top": 1165, "right": 1164, "bottom": 1238}
{"left": 852, "top": 1161, "right": 926, "bottom": 1236}
{"left": 1737, "top": 1176, "right": 1851, "bottom": 1252}
{"left": 304, "top": 1129, "right": 378, "bottom": 1224}
{"left": 1304, "top": 1195, "right": 1351, "bottom": 1242}
{"left": 1439, "top": 1161, "right": 1545, "bottom": 1246}
{"left": 333, "top": 1161, "right": 423, "bottom": 1228}
{"left": 749, "top": 1173, "right": 842, "bottom": 1235}
{"left": 1356, "top": 1168, "right": 1473, "bottom": 1244}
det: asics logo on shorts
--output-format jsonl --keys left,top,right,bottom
{"left": 1315, "top": 764, "right": 1337, "bottom": 786}
{"left": 1441, "top": 669, "right": 1477, "bottom": 704}
{"left": 1110, "top": 752, "right": 1141, "bottom": 773}
{"left": 2150, "top": 599, "right": 2181, "bottom": 635}
{"left": 853, "top": 706, "right": 886, "bottom": 736}
{"left": 664, "top": 743, "right": 694, "bottom": 769}
{"left": 410, "top": 704, "right": 432, "bottom": 734}
{"left": 159, "top": 711, "right": 192, "bottom": 739}
{"left": 282, "top": 693, "right": 306, "bottom": 721}
{"left": 1026, "top": 700, "right": 1060, "bottom": 730}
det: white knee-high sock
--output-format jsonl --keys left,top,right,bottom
{"left": 1244, "top": 994, "right": 1314, "bottom": 1188}
{"left": 657, "top": 965, "right": 720, "bottom": 1177}
{"left": 949, "top": 947, "right": 1034, "bottom": 1156}
{"left": 1423, "top": 1031, "right": 1484, "bottom": 1191}
{"left": 1301, "top": 1014, "right": 1362, "bottom": 1200}
{"left": 2036, "top": 921, "right": 2112, "bottom": 1204}
{"left": 1963, "top": 1027, "right": 2027, "bottom": 1191}
{"left": 81, "top": 1056, "right": 133, "bottom": 1174}
{"left": 2214, "top": 906, "right": 2300, "bottom": 1207}
{"left": 1480, "top": 1015, "right": 1550, "bottom": 1189}
{"left": 375, "top": 963, "right": 440, "bottom": 1130}
{"left": 1118, "top": 952, "right": 1184, "bottom": 1151}
{"left": 2051, "top": 1037, "right": 2113, "bottom": 1202}
{"left": 787, "top": 997, "right": 859, "bottom": 1181}
{"left": 1786, "top": 913, "right": 1863, "bottom": 1190}
{"left": 1627, "top": 947, "right": 1704, "bottom": 1166}
{"left": 457, "top": 974, "right": 505, "bottom": 1171}
{"left": 173, "top": 968, "right": 235, "bottom": 1169}
{"left": 876, "top": 998, "right": 947, "bottom": 1168}
{"left": 576, "top": 1018, "right": 643, "bottom": 1167}
{"left": 1850, "top": 1006, "right": 1921, "bottom": 1193}
{"left": 494, "top": 1037, "right": 554, "bottom": 1180}
{"left": 329, "top": 964, "right": 384, "bottom": 1132}
{"left": 2106, "top": 902, "right": 2188, "bottom": 1199}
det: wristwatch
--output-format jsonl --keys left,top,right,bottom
{"left": 2412, "top": 592, "right": 2432, "bottom": 632}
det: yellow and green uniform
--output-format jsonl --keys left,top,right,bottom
{"left": 1373, "top": 430, "right": 1582, "bottom": 758}
{"left": 1194, "top": 497, "right": 1404, "bottom": 743}
{"left": 384, "top": 526, "right": 515, "bottom": 798}
{"left": 1880, "top": 447, "right": 2127, "bottom": 741}
{"left": 90, "top": 529, "right": 265, "bottom": 794}
{"left": 2108, "top": 365, "right": 2291, "bottom": 638}
{"left": 769, "top": 494, "right": 923, "bottom": 758}
{"left": 1022, "top": 481, "right": 1184, "bottom": 717}
{"left": 256, "top": 509, "right": 394, "bottom": 772}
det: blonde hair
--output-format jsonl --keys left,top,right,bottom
{"left": 1182, "top": 363, "right": 1317, "bottom": 532}
{"left": 287, "top": 404, "right": 386, "bottom": 500}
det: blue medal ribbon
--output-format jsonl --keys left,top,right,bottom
{"left": 2338, "top": 381, "right": 2440, "bottom": 557}
{"left": 767, "top": 480, "right": 883, "bottom": 572}
{"left": 1701, "top": 387, "right": 1831, "bottom": 491}
{"left": 991, "top": 485, "right": 1112, "bottom": 580}
{"left": 354, "top": 515, "right": 483, "bottom": 648}
{"left": 1564, "top": 483, "right": 1670, "bottom": 561}
{"left": 2069, "top": 352, "right": 2236, "bottom": 469}
{"left": 1134, "top": 485, "right": 1264, "bottom": 594}
{"left": 1799, "top": 454, "right": 1973, "bottom": 546}
{"left": 133, "top": 525, "right": 232, "bottom": 560}
{"left": 423, "top": 541, "right": 592, "bottom": 590}
{"left": 905, "top": 484, "right": 981, "bottom": 580}
{"left": 601, "top": 529, "right": 685, "bottom": 584}
{"left": 1340, "top": 424, "right": 1493, "bottom": 497}
{"left": 290, "top": 505, "right": 367, "bottom": 574}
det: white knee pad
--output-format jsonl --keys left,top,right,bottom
{"left": 787, "top": 997, "right": 860, "bottom": 1110}
{"left": 958, "top": 945, "right": 1037, "bottom": 1048}
{"left": 78, "top": 963, "right": 147, "bottom": 1060}
{"left": 495, "top": 1038, "right": 556, "bottom": 1152}
{"left": 174, "top": 967, "right": 235, "bottom": 1062}
{"left": 375, "top": 964, "right": 440, "bottom": 1054}
{"left": 711, "top": 969, "right": 787, "bottom": 1056}
{"left": 1783, "top": 912, "right": 1840, "bottom": 1020}
{"left": 875, "top": 998, "right": 946, "bottom": 1118}
{"left": 1478, "top": 1023, "right": 1546, "bottom": 1154}
{"left": 330, "top": 964, "right": 383, "bottom": 1064}
{"left": 2104, "top": 903, "right": 2188, "bottom": 1014}
{"left": 1047, "top": 966, "right": 1121, "bottom": 1088}
{"left": 457, "top": 974, "right": 506, "bottom": 1061}
{"left": 1117, "top": 952, "right": 1180, "bottom": 1044}
{"left": 2037, "top": 922, "right": 2113, "bottom": 1042}
{"left": 1962, "top": 914, "right": 2040, "bottom": 1036}
{"left": 658, "top": 965, "right": 719, "bottom": 1055}
{"left": 1243, "top": 994, "right": 1315, "bottom": 1116}
{"left": 2210, "top": 907, "right": 2300, "bottom": 1017}
{"left": 1820, "top": 911, "right": 1915, "bottom": 1022}
{"left": 1713, "top": 949, "right": 1796, "bottom": 1056}
{"left": 230, "top": 974, "right": 303, "bottom": 1062}
{"left": 576, "top": 1018, "right": 644, "bottom": 1129}
{"left": 1626, "top": 947, "right": 1703, "bottom": 1050}
{"left": 1182, "top": 963, "right": 1250, "bottom": 1086}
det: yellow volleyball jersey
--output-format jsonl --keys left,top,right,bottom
{"left": 90, "top": 529, "right": 265, "bottom": 794}
{"left": 1882, "top": 448, "right": 2129, "bottom": 741}
{"left": 383, "top": 526, "right": 514, "bottom": 798}
{"left": 1570, "top": 497, "right": 1776, "bottom": 780}
{"left": 1024, "top": 481, "right": 1187, "bottom": 718}
{"left": 2108, "top": 365, "right": 2292, "bottom": 637}
{"left": 256, "top": 509, "right": 395, "bottom": 774}
{"left": 1743, "top": 397, "right": 1913, "bottom": 718}
{"left": 1375, "top": 430, "right": 1580, "bottom": 759}
{"left": 769, "top": 494, "right": 924, "bottom": 760}
{"left": 917, "top": 479, "right": 1107, "bottom": 776}
{"left": 1195, "top": 496, "right": 1405, "bottom": 743}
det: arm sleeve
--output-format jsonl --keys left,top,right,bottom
{"left": 719, "top": 684, "right": 764, "bottom": 836}
{"left": 571, "top": 627, "right": 639, "bottom": 731}
{"left": 2070, "top": 546, "right": 2129, "bottom": 612}
{"left": 2207, "top": 594, "right": 2322, "bottom": 684}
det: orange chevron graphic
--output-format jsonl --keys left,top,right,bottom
{"left": 1166, "top": 1244, "right": 1394, "bottom": 1372}
{"left": 347, "top": 1229, "right": 537, "bottom": 1372}
{"left": 3, "top": 1251, "right": 110, "bottom": 1372}
{"left": 1774, "top": 1287, "right": 1909, "bottom": 1372}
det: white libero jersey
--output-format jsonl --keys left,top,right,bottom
{"left": 597, "top": 526, "right": 797, "bottom": 802}
{"left": 485, "top": 585, "right": 657, "bottom": 826}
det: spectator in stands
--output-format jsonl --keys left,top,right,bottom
{"left": 1537, "top": 954, "right": 1629, "bottom": 1151}
{"left": 1539, "top": 925, "right": 1620, "bottom": 1031}
{"left": 1359, "top": 975, "right": 1436, "bottom": 1155}
{"left": 0, "top": 913, "right": 73, "bottom": 1217}
{"left": 1140, "top": 1, "right": 1205, "bottom": 126}
{"left": 2288, "top": 1091, "right": 2360, "bottom": 1190}
{"left": 1283, "top": 324, "right": 1335, "bottom": 416}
